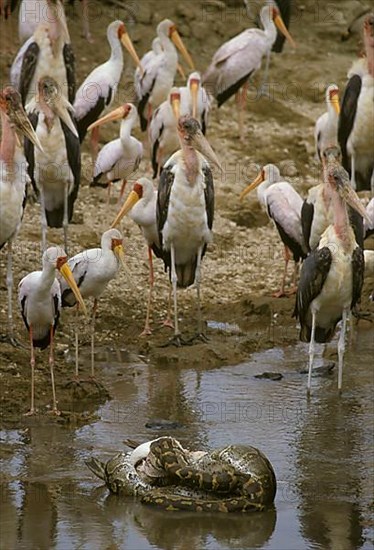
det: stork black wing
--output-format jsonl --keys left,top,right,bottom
{"left": 301, "top": 200, "right": 314, "bottom": 253}
{"left": 63, "top": 43, "right": 76, "bottom": 103}
{"left": 19, "top": 41, "right": 39, "bottom": 104}
{"left": 338, "top": 74, "right": 362, "bottom": 176}
{"left": 156, "top": 164, "right": 174, "bottom": 270}
{"left": 351, "top": 246, "right": 364, "bottom": 309}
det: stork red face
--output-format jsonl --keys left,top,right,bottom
{"left": 117, "top": 22, "right": 144, "bottom": 74}
{"left": 170, "top": 89, "right": 181, "bottom": 119}
{"left": 111, "top": 182, "right": 144, "bottom": 228}
{"left": 167, "top": 23, "right": 195, "bottom": 71}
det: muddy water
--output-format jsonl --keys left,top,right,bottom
{"left": 0, "top": 326, "right": 373, "bottom": 550}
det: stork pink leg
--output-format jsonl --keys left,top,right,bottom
{"left": 140, "top": 247, "right": 154, "bottom": 336}
{"left": 90, "top": 126, "right": 100, "bottom": 163}
{"left": 162, "top": 284, "right": 174, "bottom": 329}
{"left": 48, "top": 325, "right": 60, "bottom": 415}
{"left": 25, "top": 326, "right": 36, "bottom": 416}
{"left": 118, "top": 180, "right": 127, "bottom": 203}
{"left": 236, "top": 80, "right": 249, "bottom": 141}
{"left": 273, "top": 246, "right": 290, "bottom": 298}
{"left": 91, "top": 299, "right": 98, "bottom": 377}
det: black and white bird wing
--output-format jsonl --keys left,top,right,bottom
{"left": 18, "top": 40, "right": 39, "bottom": 104}
{"left": 156, "top": 163, "right": 174, "bottom": 269}
{"left": 293, "top": 247, "right": 332, "bottom": 342}
{"left": 62, "top": 111, "right": 81, "bottom": 223}
{"left": 63, "top": 43, "right": 76, "bottom": 103}
{"left": 301, "top": 199, "right": 314, "bottom": 253}
{"left": 135, "top": 56, "right": 160, "bottom": 131}
{"left": 351, "top": 246, "right": 364, "bottom": 309}
{"left": 338, "top": 74, "right": 362, "bottom": 175}
{"left": 23, "top": 109, "right": 39, "bottom": 196}
{"left": 203, "top": 163, "right": 214, "bottom": 231}
{"left": 60, "top": 252, "right": 89, "bottom": 307}
{"left": 348, "top": 205, "right": 364, "bottom": 249}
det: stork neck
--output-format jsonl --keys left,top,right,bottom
{"left": 108, "top": 32, "right": 124, "bottom": 64}
{"left": 40, "top": 262, "right": 57, "bottom": 290}
{"left": 181, "top": 144, "right": 199, "bottom": 185}
{"left": 119, "top": 116, "right": 134, "bottom": 143}
{"left": 159, "top": 33, "right": 177, "bottom": 62}
{"left": 261, "top": 12, "right": 277, "bottom": 46}
{"left": 38, "top": 95, "right": 55, "bottom": 131}
{"left": 331, "top": 189, "right": 351, "bottom": 251}
{"left": 0, "top": 111, "right": 16, "bottom": 168}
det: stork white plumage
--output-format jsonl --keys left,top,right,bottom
{"left": 135, "top": 19, "right": 195, "bottom": 132}
{"left": 314, "top": 84, "right": 340, "bottom": 162}
{"left": 338, "top": 13, "right": 374, "bottom": 192}
{"left": 111, "top": 177, "right": 170, "bottom": 336}
{"left": 89, "top": 103, "right": 143, "bottom": 201}
{"left": 24, "top": 76, "right": 80, "bottom": 253}
{"left": 18, "top": 246, "right": 86, "bottom": 414}
{"left": 202, "top": 5, "right": 295, "bottom": 138}
{"left": 179, "top": 71, "right": 211, "bottom": 135}
{"left": 157, "top": 115, "right": 222, "bottom": 344}
{"left": 240, "top": 164, "right": 307, "bottom": 297}
{"left": 73, "top": 20, "right": 143, "bottom": 159}
{"left": 150, "top": 87, "right": 181, "bottom": 179}
{"left": 10, "top": 0, "right": 75, "bottom": 105}
{"left": 60, "top": 229, "right": 127, "bottom": 377}
{"left": 294, "top": 156, "right": 370, "bottom": 394}
{"left": 0, "top": 86, "right": 43, "bottom": 346}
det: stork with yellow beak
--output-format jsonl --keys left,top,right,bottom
{"left": 314, "top": 84, "right": 340, "bottom": 162}
{"left": 202, "top": 5, "right": 296, "bottom": 139}
{"left": 135, "top": 19, "right": 195, "bottom": 132}
{"left": 60, "top": 229, "right": 128, "bottom": 377}
{"left": 179, "top": 72, "right": 211, "bottom": 135}
{"left": 18, "top": 246, "right": 87, "bottom": 415}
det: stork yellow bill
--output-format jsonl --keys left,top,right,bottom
{"left": 169, "top": 24, "right": 195, "bottom": 71}
{"left": 58, "top": 258, "right": 87, "bottom": 316}
{"left": 87, "top": 103, "right": 132, "bottom": 131}
{"left": 272, "top": 7, "right": 296, "bottom": 48}
{"left": 239, "top": 169, "right": 266, "bottom": 201}
{"left": 189, "top": 77, "right": 200, "bottom": 118}
{"left": 119, "top": 23, "right": 144, "bottom": 75}
{"left": 171, "top": 90, "right": 181, "bottom": 119}
{"left": 331, "top": 166, "right": 371, "bottom": 224}
{"left": 110, "top": 235, "right": 134, "bottom": 289}
{"left": 329, "top": 88, "right": 341, "bottom": 115}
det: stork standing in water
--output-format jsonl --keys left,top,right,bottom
{"left": 294, "top": 156, "right": 370, "bottom": 394}
{"left": 88, "top": 103, "right": 142, "bottom": 201}
{"left": 24, "top": 76, "right": 80, "bottom": 252}
{"left": 202, "top": 5, "right": 295, "bottom": 139}
{"left": 0, "top": 86, "right": 43, "bottom": 345}
{"left": 240, "top": 164, "right": 307, "bottom": 297}
{"left": 111, "top": 177, "right": 171, "bottom": 336}
{"left": 157, "top": 116, "right": 222, "bottom": 344}
{"left": 338, "top": 13, "right": 374, "bottom": 192}
{"left": 60, "top": 229, "right": 127, "bottom": 377}
{"left": 135, "top": 19, "right": 195, "bottom": 132}
{"left": 18, "top": 246, "right": 86, "bottom": 415}
{"left": 10, "top": 0, "right": 75, "bottom": 105}
{"left": 73, "top": 20, "right": 143, "bottom": 160}
{"left": 314, "top": 84, "right": 340, "bottom": 162}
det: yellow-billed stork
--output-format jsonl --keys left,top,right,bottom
{"left": 111, "top": 177, "right": 168, "bottom": 336}
{"left": 294, "top": 155, "right": 370, "bottom": 394}
{"left": 24, "top": 76, "right": 80, "bottom": 253}
{"left": 10, "top": 0, "right": 75, "bottom": 105}
{"left": 60, "top": 228, "right": 127, "bottom": 377}
{"left": 73, "top": 20, "right": 143, "bottom": 159}
{"left": 179, "top": 71, "right": 211, "bottom": 135}
{"left": 149, "top": 87, "right": 181, "bottom": 179}
{"left": 135, "top": 19, "right": 195, "bottom": 132}
{"left": 338, "top": 13, "right": 374, "bottom": 192}
{"left": 202, "top": 4, "right": 295, "bottom": 138}
{"left": 88, "top": 103, "right": 142, "bottom": 201}
{"left": 240, "top": 163, "right": 307, "bottom": 297}
{"left": 314, "top": 84, "right": 340, "bottom": 162}
{"left": 0, "top": 86, "right": 43, "bottom": 346}
{"left": 157, "top": 115, "right": 222, "bottom": 345}
{"left": 18, "top": 245, "right": 87, "bottom": 414}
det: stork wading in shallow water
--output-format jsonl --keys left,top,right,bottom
{"left": 111, "top": 177, "right": 172, "bottom": 336}
{"left": 157, "top": 115, "right": 222, "bottom": 345}
{"left": 60, "top": 229, "right": 127, "bottom": 377}
{"left": 88, "top": 103, "right": 142, "bottom": 201}
{"left": 202, "top": 5, "right": 295, "bottom": 139}
{"left": 135, "top": 19, "right": 195, "bottom": 132}
{"left": 0, "top": 87, "right": 43, "bottom": 346}
{"left": 24, "top": 76, "right": 80, "bottom": 253}
{"left": 18, "top": 246, "right": 86, "bottom": 415}
{"left": 10, "top": 0, "right": 75, "bottom": 105}
{"left": 293, "top": 156, "right": 370, "bottom": 394}
{"left": 314, "top": 84, "right": 340, "bottom": 162}
{"left": 240, "top": 164, "right": 307, "bottom": 297}
{"left": 338, "top": 13, "right": 374, "bottom": 192}
{"left": 73, "top": 20, "right": 143, "bottom": 160}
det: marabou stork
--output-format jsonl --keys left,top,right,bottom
{"left": 135, "top": 19, "right": 195, "bottom": 132}
{"left": 202, "top": 5, "right": 295, "bottom": 139}
{"left": 240, "top": 164, "right": 307, "bottom": 297}
{"left": 294, "top": 156, "right": 370, "bottom": 394}
{"left": 18, "top": 245, "right": 86, "bottom": 414}
{"left": 88, "top": 103, "right": 142, "bottom": 201}
{"left": 302, "top": 147, "right": 365, "bottom": 253}
{"left": 24, "top": 76, "right": 80, "bottom": 252}
{"left": 0, "top": 86, "right": 43, "bottom": 345}
{"left": 149, "top": 87, "right": 181, "bottom": 179}
{"left": 338, "top": 13, "right": 374, "bottom": 192}
{"left": 10, "top": 0, "right": 75, "bottom": 105}
{"left": 314, "top": 84, "right": 340, "bottom": 162}
{"left": 157, "top": 115, "right": 222, "bottom": 344}
{"left": 73, "top": 20, "right": 143, "bottom": 159}
{"left": 111, "top": 177, "right": 170, "bottom": 336}
{"left": 179, "top": 72, "right": 211, "bottom": 135}
{"left": 60, "top": 229, "right": 127, "bottom": 377}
